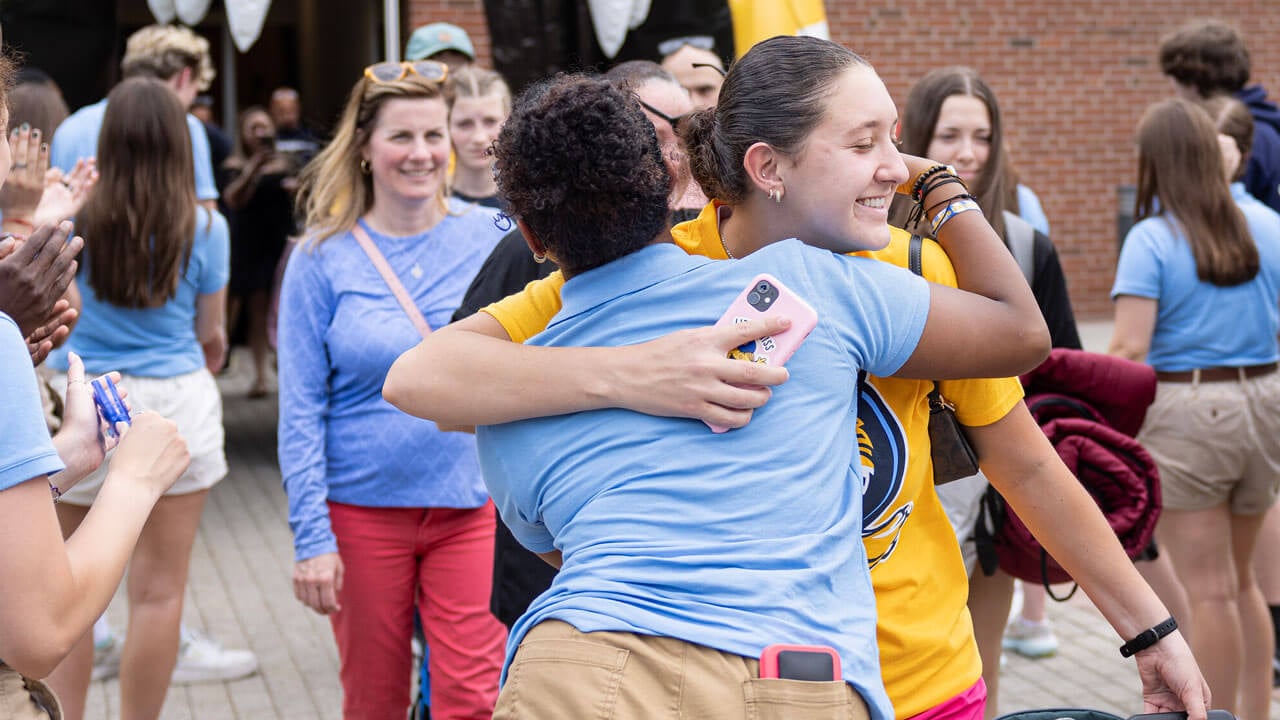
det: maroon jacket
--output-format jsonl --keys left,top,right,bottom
{"left": 992, "top": 349, "right": 1162, "bottom": 585}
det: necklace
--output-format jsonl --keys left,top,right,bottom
{"left": 715, "top": 205, "right": 735, "bottom": 258}
{"left": 719, "top": 234, "right": 735, "bottom": 259}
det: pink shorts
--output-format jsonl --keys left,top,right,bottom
{"left": 907, "top": 678, "right": 986, "bottom": 720}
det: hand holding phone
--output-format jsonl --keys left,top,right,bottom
{"left": 707, "top": 274, "right": 818, "bottom": 433}
{"left": 759, "top": 644, "right": 841, "bottom": 681}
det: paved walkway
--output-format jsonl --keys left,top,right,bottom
{"left": 77, "top": 337, "right": 1280, "bottom": 719}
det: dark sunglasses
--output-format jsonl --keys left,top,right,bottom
{"left": 363, "top": 60, "right": 449, "bottom": 85}
{"left": 637, "top": 99, "right": 688, "bottom": 131}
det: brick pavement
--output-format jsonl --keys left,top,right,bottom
{"left": 76, "top": 340, "right": 1279, "bottom": 719}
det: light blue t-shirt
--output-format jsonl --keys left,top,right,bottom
{"left": 477, "top": 240, "right": 931, "bottom": 720}
{"left": 51, "top": 98, "right": 218, "bottom": 202}
{"left": 0, "top": 313, "right": 64, "bottom": 492}
{"left": 48, "top": 207, "right": 230, "bottom": 377}
{"left": 1017, "top": 183, "right": 1051, "bottom": 236}
{"left": 277, "top": 201, "right": 505, "bottom": 562}
{"left": 1112, "top": 183, "right": 1280, "bottom": 371}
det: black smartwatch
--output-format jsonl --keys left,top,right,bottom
{"left": 1119, "top": 616, "right": 1178, "bottom": 657}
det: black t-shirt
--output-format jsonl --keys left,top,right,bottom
{"left": 451, "top": 189, "right": 504, "bottom": 210}
{"left": 451, "top": 228, "right": 559, "bottom": 628}
{"left": 1027, "top": 230, "right": 1082, "bottom": 350}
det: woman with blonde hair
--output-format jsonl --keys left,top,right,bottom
{"left": 446, "top": 66, "right": 510, "bottom": 208}
{"left": 278, "top": 60, "right": 506, "bottom": 719}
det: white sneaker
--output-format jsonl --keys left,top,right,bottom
{"left": 91, "top": 631, "right": 123, "bottom": 682}
{"left": 170, "top": 627, "right": 259, "bottom": 685}
{"left": 1002, "top": 617, "right": 1059, "bottom": 658}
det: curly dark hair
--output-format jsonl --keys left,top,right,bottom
{"left": 1158, "top": 19, "right": 1251, "bottom": 96}
{"left": 493, "top": 74, "right": 671, "bottom": 276}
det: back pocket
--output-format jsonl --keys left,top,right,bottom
{"left": 495, "top": 637, "right": 629, "bottom": 720}
{"left": 742, "top": 678, "right": 865, "bottom": 720}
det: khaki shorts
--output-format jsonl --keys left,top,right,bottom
{"left": 50, "top": 368, "right": 227, "bottom": 505}
{"left": 0, "top": 665, "right": 62, "bottom": 719}
{"left": 494, "top": 620, "right": 869, "bottom": 720}
{"left": 1139, "top": 371, "right": 1280, "bottom": 514}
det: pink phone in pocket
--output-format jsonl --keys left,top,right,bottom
{"left": 706, "top": 273, "right": 819, "bottom": 433}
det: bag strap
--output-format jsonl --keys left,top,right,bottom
{"left": 1001, "top": 210, "right": 1037, "bottom": 286}
{"left": 351, "top": 222, "right": 433, "bottom": 339}
{"left": 907, "top": 235, "right": 947, "bottom": 402}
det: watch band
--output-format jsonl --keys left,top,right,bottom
{"left": 1119, "top": 616, "right": 1178, "bottom": 657}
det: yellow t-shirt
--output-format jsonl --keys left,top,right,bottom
{"left": 481, "top": 203, "right": 1023, "bottom": 717}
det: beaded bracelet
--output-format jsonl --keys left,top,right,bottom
{"left": 910, "top": 164, "right": 955, "bottom": 202}
{"left": 930, "top": 198, "right": 983, "bottom": 236}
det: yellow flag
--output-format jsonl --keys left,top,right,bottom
{"left": 728, "top": 0, "right": 829, "bottom": 58}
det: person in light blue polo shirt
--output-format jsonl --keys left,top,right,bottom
{"left": 386, "top": 72, "right": 1060, "bottom": 719}
{"left": 51, "top": 25, "right": 218, "bottom": 205}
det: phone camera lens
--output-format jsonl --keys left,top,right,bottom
{"left": 747, "top": 291, "right": 761, "bottom": 305}
{"left": 757, "top": 283, "right": 770, "bottom": 293}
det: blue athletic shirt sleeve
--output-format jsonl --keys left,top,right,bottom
{"left": 277, "top": 243, "right": 339, "bottom": 562}
{"left": 802, "top": 248, "right": 930, "bottom": 379}
{"left": 187, "top": 114, "right": 218, "bottom": 202}
{"left": 198, "top": 209, "right": 231, "bottom": 294}
{"left": 492, "top": 477, "right": 556, "bottom": 554}
{"left": 1016, "top": 184, "right": 1051, "bottom": 236}
{"left": 1111, "top": 219, "right": 1164, "bottom": 300}
{"left": 0, "top": 314, "right": 64, "bottom": 491}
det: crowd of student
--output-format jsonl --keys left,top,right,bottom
{"left": 0, "top": 13, "right": 1279, "bottom": 720}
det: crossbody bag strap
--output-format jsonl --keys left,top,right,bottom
{"left": 351, "top": 222, "right": 433, "bottom": 339}
{"left": 907, "top": 234, "right": 943, "bottom": 399}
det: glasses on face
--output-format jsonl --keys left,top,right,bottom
{"left": 637, "top": 99, "right": 688, "bottom": 132}
{"left": 363, "top": 60, "right": 449, "bottom": 85}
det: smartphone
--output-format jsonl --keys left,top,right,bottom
{"left": 707, "top": 273, "right": 819, "bottom": 433}
{"left": 91, "top": 376, "right": 131, "bottom": 438}
{"left": 1127, "top": 712, "right": 1235, "bottom": 720}
{"left": 759, "top": 644, "right": 841, "bottom": 681}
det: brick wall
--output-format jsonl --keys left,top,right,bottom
{"left": 409, "top": 1, "right": 1280, "bottom": 318}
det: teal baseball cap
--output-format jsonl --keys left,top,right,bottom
{"left": 405, "top": 22, "right": 476, "bottom": 61}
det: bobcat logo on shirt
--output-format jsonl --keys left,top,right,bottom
{"left": 856, "top": 380, "right": 910, "bottom": 569}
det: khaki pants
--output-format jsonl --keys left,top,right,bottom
{"left": 0, "top": 666, "right": 62, "bottom": 720}
{"left": 494, "top": 620, "right": 870, "bottom": 720}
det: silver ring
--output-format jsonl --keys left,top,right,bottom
{"left": 13, "top": 163, "right": 27, "bottom": 169}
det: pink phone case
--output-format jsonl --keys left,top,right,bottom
{"left": 706, "top": 273, "right": 819, "bottom": 433}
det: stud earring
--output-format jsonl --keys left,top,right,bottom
{"left": 360, "top": 159, "right": 371, "bottom": 175}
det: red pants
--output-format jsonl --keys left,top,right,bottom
{"left": 327, "top": 500, "right": 507, "bottom": 720}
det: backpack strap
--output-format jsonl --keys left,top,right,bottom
{"left": 351, "top": 222, "right": 433, "bottom": 340}
{"left": 1001, "top": 210, "right": 1037, "bottom": 286}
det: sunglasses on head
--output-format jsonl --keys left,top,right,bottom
{"left": 637, "top": 99, "right": 688, "bottom": 131}
{"left": 657, "top": 35, "right": 715, "bottom": 57}
{"left": 363, "top": 60, "right": 449, "bottom": 85}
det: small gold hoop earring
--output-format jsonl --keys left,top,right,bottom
{"left": 360, "top": 159, "right": 371, "bottom": 175}
{"left": 533, "top": 252, "right": 547, "bottom": 264}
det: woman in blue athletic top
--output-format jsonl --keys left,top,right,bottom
{"left": 1111, "top": 97, "right": 1280, "bottom": 720}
